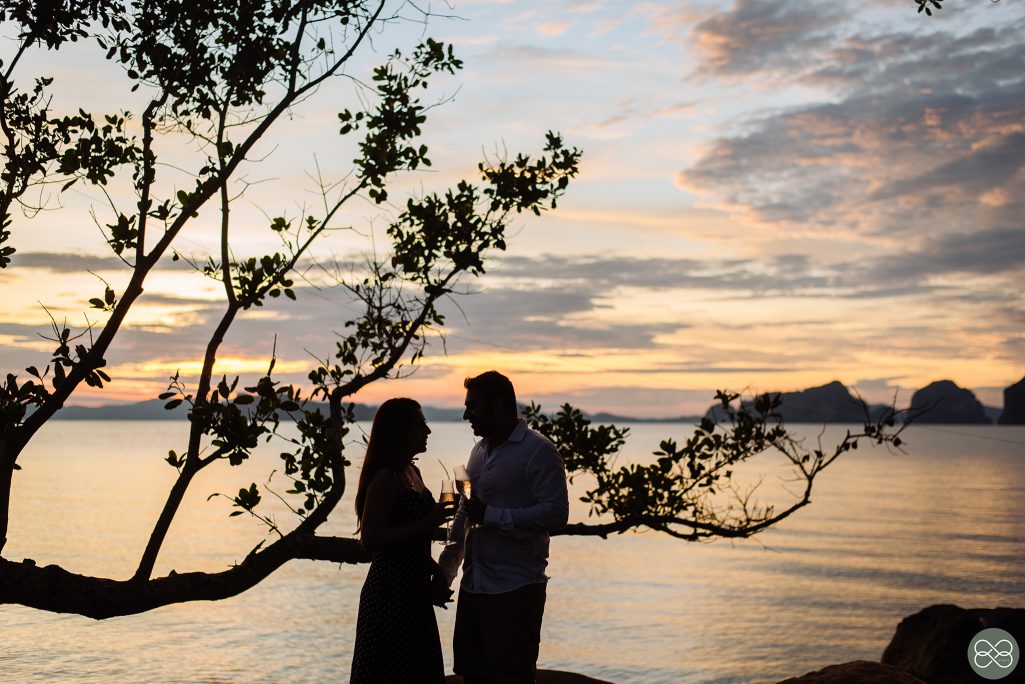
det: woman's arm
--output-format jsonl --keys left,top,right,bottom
{"left": 359, "top": 470, "right": 451, "bottom": 551}
{"left": 429, "top": 556, "right": 454, "bottom": 608}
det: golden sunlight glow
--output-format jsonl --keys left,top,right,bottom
{"left": 0, "top": 334, "right": 52, "bottom": 353}
{"left": 134, "top": 357, "right": 310, "bottom": 377}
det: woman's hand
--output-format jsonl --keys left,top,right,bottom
{"left": 430, "top": 572, "right": 454, "bottom": 609}
{"left": 422, "top": 499, "right": 456, "bottom": 532}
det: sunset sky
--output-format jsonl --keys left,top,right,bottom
{"left": 2, "top": 0, "right": 1023, "bottom": 416}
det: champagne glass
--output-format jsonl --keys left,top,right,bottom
{"left": 453, "top": 465, "right": 471, "bottom": 500}
{"left": 439, "top": 479, "right": 456, "bottom": 542}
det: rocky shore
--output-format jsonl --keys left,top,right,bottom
{"left": 444, "top": 605, "right": 1024, "bottom": 684}
{"left": 785, "top": 604, "right": 1024, "bottom": 684}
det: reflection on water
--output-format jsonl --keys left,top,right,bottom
{"left": 2, "top": 421, "right": 1023, "bottom": 683}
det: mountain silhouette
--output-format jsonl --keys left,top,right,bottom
{"left": 53, "top": 378, "right": 1013, "bottom": 425}
{"left": 703, "top": 380, "right": 881, "bottom": 424}
{"left": 998, "top": 375, "right": 1025, "bottom": 425}
{"left": 909, "top": 380, "right": 989, "bottom": 424}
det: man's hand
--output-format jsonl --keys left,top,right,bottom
{"left": 466, "top": 496, "right": 487, "bottom": 526}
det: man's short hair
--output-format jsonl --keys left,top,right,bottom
{"left": 464, "top": 371, "right": 518, "bottom": 420}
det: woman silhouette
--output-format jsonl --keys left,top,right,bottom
{"left": 350, "top": 398, "right": 454, "bottom": 683}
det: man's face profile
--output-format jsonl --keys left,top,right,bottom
{"left": 463, "top": 388, "right": 497, "bottom": 438}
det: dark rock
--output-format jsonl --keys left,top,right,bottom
{"left": 775, "top": 660, "right": 925, "bottom": 683}
{"left": 445, "top": 671, "right": 615, "bottom": 684}
{"left": 999, "top": 375, "right": 1025, "bottom": 425}
{"left": 705, "top": 380, "right": 880, "bottom": 423}
{"left": 909, "top": 380, "right": 989, "bottom": 424}
{"left": 772, "top": 381, "right": 869, "bottom": 423}
{"left": 881, "top": 604, "right": 1025, "bottom": 683}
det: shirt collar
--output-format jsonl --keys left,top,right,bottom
{"left": 483, "top": 419, "right": 528, "bottom": 453}
{"left": 507, "top": 419, "right": 528, "bottom": 443}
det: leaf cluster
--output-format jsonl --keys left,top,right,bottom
{"left": 0, "top": 78, "right": 137, "bottom": 267}
{"left": 915, "top": 0, "right": 943, "bottom": 15}
{"left": 277, "top": 403, "right": 353, "bottom": 514}
{"left": 0, "top": 317, "right": 112, "bottom": 436}
{"left": 528, "top": 390, "right": 908, "bottom": 540}
{"left": 104, "top": 0, "right": 366, "bottom": 113}
{"left": 88, "top": 285, "right": 118, "bottom": 312}
{"left": 1, "top": 0, "right": 119, "bottom": 49}
{"left": 340, "top": 39, "right": 462, "bottom": 203}
{"left": 160, "top": 362, "right": 348, "bottom": 519}
{"left": 233, "top": 253, "right": 296, "bottom": 308}
{"left": 54, "top": 110, "right": 137, "bottom": 186}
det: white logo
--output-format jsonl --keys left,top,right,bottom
{"left": 974, "top": 638, "right": 1015, "bottom": 670}
{"left": 969, "top": 628, "right": 1020, "bottom": 680}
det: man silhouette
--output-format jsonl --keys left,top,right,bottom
{"left": 440, "top": 371, "right": 569, "bottom": 684}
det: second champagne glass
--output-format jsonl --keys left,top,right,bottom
{"left": 439, "top": 479, "right": 456, "bottom": 543}
{"left": 453, "top": 465, "right": 471, "bottom": 500}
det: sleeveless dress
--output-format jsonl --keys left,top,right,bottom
{"left": 350, "top": 485, "right": 444, "bottom": 683}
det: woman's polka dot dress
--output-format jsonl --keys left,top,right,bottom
{"left": 350, "top": 484, "right": 444, "bottom": 683}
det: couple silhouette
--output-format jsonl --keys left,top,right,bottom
{"left": 350, "top": 371, "right": 569, "bottom": 684}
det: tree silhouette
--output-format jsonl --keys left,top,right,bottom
{"left": 0, "top": 0, "right": 905, "bottom": 619}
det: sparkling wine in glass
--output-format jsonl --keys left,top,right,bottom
{"left": 439, "top": 479, "right": 457, "bottom": 504}
{"left": 453, "top": 465, "right": 471, "bottom": 500}
{"left": 439, "top": 479, "right": 456, "bottom": 543}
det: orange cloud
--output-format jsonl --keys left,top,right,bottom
{"left": 538, "top": 21, "right": 571, "bottom": 37}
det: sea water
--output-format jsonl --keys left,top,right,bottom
{"left": 1, "top": 420, "right": 1023, "bottom": 683}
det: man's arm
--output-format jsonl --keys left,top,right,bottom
{"left": 437, "top": 495, "right": 467, "bottom": 585}
{"left": 438, "top": 445, "right": 483, "bottom": 585}
{"left": 483, "top": 442, "right": 569, "bottom": 538}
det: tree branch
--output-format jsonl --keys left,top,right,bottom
{"left": 136, "top": 92, "right": 169, "bottom": 264}
{"left": 2, "top": 533, "right": 369, "bottom": 620}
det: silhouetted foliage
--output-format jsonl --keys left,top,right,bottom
{"left": 528, "top": 391, "right": 908, "bottom": 541}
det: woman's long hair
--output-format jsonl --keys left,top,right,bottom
{"left": 354, "top": 397, "right": 423, "bottom": 530}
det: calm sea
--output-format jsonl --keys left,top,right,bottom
{"left": 1, "top": 420, "right": 1023, "bottom": 683}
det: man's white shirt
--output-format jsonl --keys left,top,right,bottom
{"left": 439, "top": 420, "right": 569, "bottom": 594}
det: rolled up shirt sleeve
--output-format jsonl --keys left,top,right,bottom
{"left": 482, "top": 442, "right": 568, "bottom": 540}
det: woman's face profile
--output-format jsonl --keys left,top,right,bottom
{"left": 400, "top": 409, "right": 431, "bottom": 459}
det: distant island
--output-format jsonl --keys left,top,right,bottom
{"left": 50, "top": 399, "right": 700, "bottom": 423}
{"left": 51, "top": 399, "right": 461, "bottom": 422}
{"left": 53, "top": 376, "right": 1022, "bottom": 424}
{"left": 704, "top": 380, "right": 885, "bottom": 424}
{"left": 702, "top": 379, "right": 1012, "bottom": 425}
